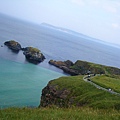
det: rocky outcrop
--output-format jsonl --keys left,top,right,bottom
{"left": 49, "top": 60, "right": 120, "bottom": 75}
{"left": 4, "top": 40, "right": 21, "bottom": 52}
{"left": 4, "top": 40, "right": 45, "bottom": 64}
{"left": 40, "top": 81, "right": 71, "bottom": 107}
{"left": 49, "top": 60, "right": 78, "bottom": 75}
{"left": 23, "top": 47, "right": 45, "bottom": 64}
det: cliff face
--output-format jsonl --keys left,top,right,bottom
{"left": 40, "top": 75, "right": 120, "bottom": 109}
{"left": 40, "top": 81, "right": 71, "bottom": 107}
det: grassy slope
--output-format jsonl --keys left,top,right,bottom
{"left": 70, "top": 60, "right": 120, "bottom": 75}
{"left": 49, "top": 76, "right": 120, "bottom": 109}
{"left": 91, "top": 75, "right": 120, "bottom": 93}
{"left": 0, "top": 107, "right": 120, "bottom": 120}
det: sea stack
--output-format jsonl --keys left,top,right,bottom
{"left": 4, "top": 40, "right": 21, "bottom": 52}
{"left": 23, "top": 47, "right": 45, "bottom": 64}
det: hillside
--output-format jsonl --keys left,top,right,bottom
{"left": 49, "top": 60, "right": 120, "bottom": 75}
{"left": 91, "top": 74, "right": 120, "bottom": 93}
{"left": 40, "top": 75, "right": 120, "bottom": 109}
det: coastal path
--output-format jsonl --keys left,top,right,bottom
{"left": 83, "top": 74, "right": 120, "bottom": 96}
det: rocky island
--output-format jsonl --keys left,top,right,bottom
{"left": 4, "top": 40, "right": 21, "bottom": 52}
{"left": 4, "top": 40, "right": 45, "bottom": 64}
{"left": 23, "top": 47, "right": 45, "bottom": 64}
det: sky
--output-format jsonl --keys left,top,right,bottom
{"left": 0, "top": 0, "right": 120, "bottom": 45}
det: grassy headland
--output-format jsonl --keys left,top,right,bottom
{"left": 70, "top": 60, "right": 120, "bottom": 75}
{"left": 42, "top": 75, "right": 120, "bottom": 109}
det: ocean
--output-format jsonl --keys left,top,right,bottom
{"left": 0, "top": 13, "right": 120, "bottom": 108}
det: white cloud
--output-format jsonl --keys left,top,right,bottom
{"left": 112, "top": 23, "right": 119, "bottom": 29}
{"left": 71, "top": 0, "right": 119, "bottom": 14}
{"left": 114, "top": 1, "right": 120, "bottom": 7}
{"left": 71, "top": 0, "right": 85, "bottom": 6}
{"left": 90, "top": 0, "right": 99, "bottom": 5}
{"left": 103, "top": 5, "right": 117, "bottom": 13}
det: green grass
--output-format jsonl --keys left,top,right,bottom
{"left": 70, "top": 60, "right": 120, "bottom": 75}
{"left": 0, "top": 107, "right": 120, "bottom": 120}
{"left": 70, "top": 60, "right": 105, "bottom": 74}
{"left": 48, "top": 76, "right": 120, "bottom": 109}
{"left": 91, "top": 75, "right": 120, "bottom": 93}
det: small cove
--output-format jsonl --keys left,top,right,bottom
{"left": 0, "top": 58, "right": 64, "bottom": 108}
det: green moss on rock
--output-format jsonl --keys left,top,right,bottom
{"left": 4, "top": 40, "right": 21, "bottom": 52}
{"left": 23, "top": 47, "right": 45, "bottom": 64}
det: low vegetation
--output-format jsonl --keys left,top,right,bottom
{"left": 8, "top": 40, "right": 19, "bottom": 46}
{"left": 0, "top": 107, "right": 120, "bottom": 120}
{"left": 50, "top": 60, "right": 120, "bottom": 75}
{"left": 26, "top": 47, "right": 41, "bottom": 54}
{"left": 70, "top": 60, "right": 120, "bottom": 75}
{"left": 41, "top": 75, "right": 120, "bottom": 109}
{"left": 91, "top": 74, "right": 120, "bottom": 93}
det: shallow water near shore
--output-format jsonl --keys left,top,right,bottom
{"left": 0, "top": 58, "right": 64, "bottom": 108}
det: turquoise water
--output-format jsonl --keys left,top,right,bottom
{"left": 0, "top": 58, "right": 64, "bottom": 108}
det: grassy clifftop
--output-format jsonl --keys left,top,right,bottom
{"left": 40, "top": 75, "right": 120, "bottom": 109}
{"left": 71, "top": 60, "right": 120, "bottom": 75}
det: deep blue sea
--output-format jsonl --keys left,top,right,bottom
{"left": 0, "top": 13, "right": 120, "bottom": 108}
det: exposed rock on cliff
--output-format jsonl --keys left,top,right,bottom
{"left": 4, "top": 40, "right": 21, "bottom": 52}
{"left": 40, "top": 75, "right": 120, "bottom": 109}
{"left": 49, "top": 60, "right": 78, "bottom": 75}
{"left": 40, "top": 81, "right": 71, "bottom": 107}
{"left": 23, "top": 47, "right": 45, "bottom": 64}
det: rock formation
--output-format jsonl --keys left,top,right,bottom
{"left": 4, "top": 40, "right": 21, "bottom": 52}
{"left": 23, "top": 47, "right": 45, "bottom": 64}
{"left": 49, "top": 60, "right": 120, "bottom": 75}
{"left": 49, "top": 60, "right": 78, "bottom": 75}
{"left": 4, "top": 40, "right": 45, "bottom": 64}
{"left": 40, "top": 81, "right": 71, "bottom": 107}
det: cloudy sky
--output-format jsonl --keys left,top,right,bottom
{"left": 0, "top": 0, "right": 120, "bottom": 45}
